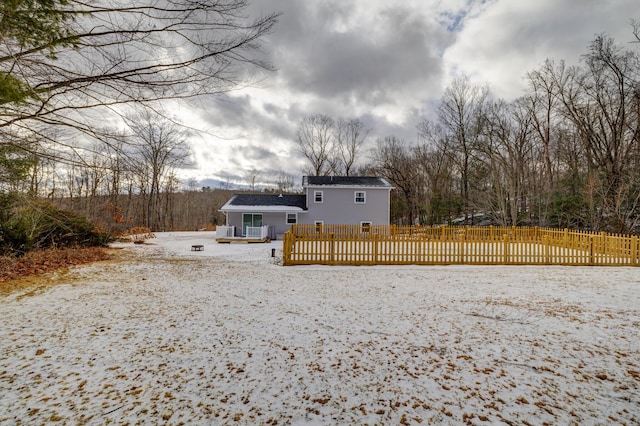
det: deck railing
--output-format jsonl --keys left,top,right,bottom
{"left": 282, "top": 225, "right": 640, "bottom": 266}
{"left": 246, "top": 225, "right": 270, "bottom": 239}
{"left": 216, "top": 225, "right": 235, "bottom": 238}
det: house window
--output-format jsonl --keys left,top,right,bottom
{"left": 242, "top": 213, "right": 263, "bottom": 236}
{"left": 355, "top": 191, "right": 366, "bottom": 203}
{"left": 361, "top": 221, "right": 372, "bottom": 233}
{"left": 286, "top": 213, "right": 297, "bottom": 225}
{"left": 314, "top": 191, "right": 323, "bottom": 203}
{"left": 314, "top": 221, "right": 323, "bottom": 233}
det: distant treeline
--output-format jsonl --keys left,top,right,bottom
{"left": 50, "top": 188, "right": 240, "bottom": 233}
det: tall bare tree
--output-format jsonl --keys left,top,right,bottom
{"left": 372, "top": 136, "right": 422, "bottom": 225}
{"left": 416, "top": 121, "right": 459, "bottom": 225}
{"left": 478, "top": 98, "right": 536, "bottom": 226}
{"left": 295, "top": 114, "right": 335, "bottom": 176}
{"left": 438, "top": 75, "right": 489, "bottom": 223}
{"left": 557, "top": 36, "right": 640, "bottom": 231}
{"left": 334, "top": 118, "right": 369, "bottom": 176}
{"left": 1, "top": 0, "right": 279, "bottom": 164}
{"left": 296, "top": 114, "right": 369, "bottom": 176}
{"left": 244, "top": 167, "right": 262, "bottom": 191}
{"left": 275, "top": 169, "right": 295, "bottom": 192}
{"left": 526, "top": 59, "right": 565, "bottom": 193}
{"left": 125, "top": 110, "right": 190, "bottom": 230}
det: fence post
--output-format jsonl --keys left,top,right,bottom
{"left": 589, "top": 236, "right": 595, "bottom": 265}
{"left": 631, "top": 236, "right": 639, "bottom": 266}
{"left": 283, "top": 232, "right": 291, "bottom": 265}
{"left": 330, "top": 233, "right": 335, "bottom": 264}
{"left": 544, "top": 235, "right": 550, "bottom": 264}
{"left": 372, "top": 233, "right": 378, "bottom": 264}
{"left": 503, "top": 234, "right": 509, "bottom": 265}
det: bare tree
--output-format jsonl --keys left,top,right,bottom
{"left": 477, "top": 99, "right": 535, "bottom": 226}
{"left": 295, "top": 114, "right": 369, "bottom": 176}
{"left": 295, "top": 114, "right": 335, "bottom": 176}
{"left": 557, "top": 35, "right": 640, "bottom": 232}
{"left": 526, "top": 59, "right": 566, "bottom": 192}
{"left": 334, "top": 118, "right": 369, "bottom": 176}
{"left": 372, "top": 136, "right": 422, "bottom": 225}
{"left": 275, "top": 169, "right": 295, "bottom": 192}
{"left": 438, "top": 75, "right": 489, "bottom": 223}
{"left": 416, "top": 121, "right": 459, "bottom": 225}
{"left": 125, "top": 110, "right": 190, "bottom": 230}
{"left": 0, "top": 0, "right": 279, "bottom": 163}
{"left": 244, "top": 167, "right": 262, "bottom": 191}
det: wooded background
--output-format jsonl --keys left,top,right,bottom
{"left": 2, "top": 3, "right": 640, "bottom": 241}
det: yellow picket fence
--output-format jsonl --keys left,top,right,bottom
{"left": 282, "top": 225, "right": 640, "bottom": 266}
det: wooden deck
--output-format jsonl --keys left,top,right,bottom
{"left": 216, "top": 237, "right": 271, "bottom": 244}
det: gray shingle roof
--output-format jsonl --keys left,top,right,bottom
{"left": 303, "top": 176, "right": 392, "bottom": 187}
{"left": 227, "top": 194, "right": 307, "bottom": 209}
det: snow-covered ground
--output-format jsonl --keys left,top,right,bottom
{"left": 1, "top": 231, "right": 639, "bottom": 425}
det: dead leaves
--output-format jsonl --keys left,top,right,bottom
{"left": 0, "top": 247, "right": 110, "bottom": 285}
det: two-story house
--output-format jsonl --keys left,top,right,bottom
{"left": 218, "top": 176, "right": 393, "bottom": 240}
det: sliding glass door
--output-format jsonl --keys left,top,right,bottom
{"left": 242, "top": 213, "right": 263, "bottom": 236}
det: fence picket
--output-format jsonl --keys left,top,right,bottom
{"left": 282, "top": 225, "right": 639, "bottom": 266}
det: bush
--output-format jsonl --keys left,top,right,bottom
{"left": 0, "top": 193, "right": 112, "bottom": 256}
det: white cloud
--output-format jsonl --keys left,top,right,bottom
{"left": 443, "top": 0, "right": 639, "bottom": 99}
{"left": 174, "top": 0, "right": 639, "bottom": 186}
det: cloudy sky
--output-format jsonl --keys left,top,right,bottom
{"left": 178, "top": 0, "right": 638, "bottom": 189}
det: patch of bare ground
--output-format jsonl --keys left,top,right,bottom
{"left": 0, "top": 247, "right": 113, "bottom": 294}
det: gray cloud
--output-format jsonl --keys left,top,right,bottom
{"left": 180, "top": 0, "right": 637, "bottom": 186}
{"left": 208, "top": 95, "right": 252, "bottom": 127}
{"left": 268, "top": 3, "right": 450, "bottom": 106}
{"left": 242, "top": 145, "right": 278, "bottom": 162}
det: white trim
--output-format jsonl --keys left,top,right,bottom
{"left": 314, "top": 190, "right": 324, "bottom": 203}
{"left": 220, "top": 205, "right": 305, "bottom": 212}
{"left": 286, "top": 212, "right": 298, "bottom": 224}
{"left": 354, "top": 191, "right": 366, "bottom": 204}
{"left": 305, "top": 185, "right": 392, "bottom": 190}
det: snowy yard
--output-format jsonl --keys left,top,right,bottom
{"left": 1, "top": 231, "right": 639, "bottom": 424}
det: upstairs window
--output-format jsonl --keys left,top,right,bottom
{"left": 355, "top": 191, "right": 366, "bottom": 203}
{"left": 286, "top": 213, "right": 297, "bottom": 224}
{"left": 314, "top": 191, "right": 323, "bottom": 203}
